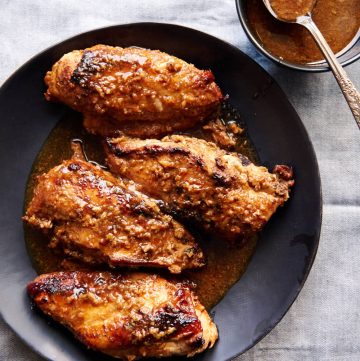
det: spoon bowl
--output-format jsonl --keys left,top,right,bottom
{"left": 262, "top": 0, "right": 316, "bottom": 22}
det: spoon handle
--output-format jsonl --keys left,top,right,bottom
{"left": 300, "top": 16, "right": 360, "bottom": 129}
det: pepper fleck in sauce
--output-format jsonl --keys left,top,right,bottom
{"left": 24, "top": 104, "right": 259, "bottom": 310}
{"left": 247, "top": 0, "right": 360, "bottom": 63}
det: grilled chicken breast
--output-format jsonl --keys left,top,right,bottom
{"left": 23, "top": 144, "right": 204, "bottom": 273}
{"left": 44, "top": 45, "right": 223, "bottom": 138}
{"left": 27, "top": 271, "right": 218, "bottom": 360}
{"left": 105, "top": 135, "right": 294, "bottom": 241}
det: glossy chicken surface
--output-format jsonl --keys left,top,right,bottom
{"left": 27, "top": 271, "right": 218, "bottom": 360}
{"left": 23, "top": 144, "right": 204, "bottom": 273}
{"left": 45, "top": 45, "right": 223, "bottom": 137}
{"left": 106, "top": 135, "right": 294, "bottom": 241}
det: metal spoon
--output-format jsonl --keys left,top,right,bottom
{"left": 263, "top": 0, "right": 360, "bottom": 129}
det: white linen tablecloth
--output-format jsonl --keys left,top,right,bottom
{"left": 1, "top": 1, "right": 359, "bottom": 360}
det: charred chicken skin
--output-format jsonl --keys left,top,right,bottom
{"left": 23, "top": 145, "right": 204, "bottom": 273}
{"left": 105, "top": 135, "right": 294, "bottom": 241}
{"left": 27, "top": 272, "right": 218, "bottom": 360}
{"left": 44, "top": 45, "right": 223, "bottom": 138}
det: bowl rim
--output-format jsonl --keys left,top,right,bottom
{"left": 235, "top": 0, "right": 360, "bottom": 72}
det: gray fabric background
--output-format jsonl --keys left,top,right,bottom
{"left": 1, "top": 1, "right": 359, "bottom": 360}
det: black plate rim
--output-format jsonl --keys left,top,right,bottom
{"left": 240, "top": 205, "right": 322, "bottom": 358}
{"left": 0, "top": 22, "right": 322, "bottom": 361}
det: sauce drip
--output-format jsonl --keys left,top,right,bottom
{"left": 247, "top": 0, "right": 360, "bottom": 63}
{"left": 24, "top": 104, "right": 258, "bottom": 310}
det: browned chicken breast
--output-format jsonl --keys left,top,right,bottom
{"left": 23, "top": 145, "right": 204, "bottom": 273}
{"left": 105, "top": 135, "right": 294, "bottom": 241}
{"left": 44, "top": 45, "right": 223, "bottom": 137}
{"left": 27, "top": 271, "right": 218, "bottom": 360}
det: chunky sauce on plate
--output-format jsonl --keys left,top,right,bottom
{"left": 24, "top": 105, "right": 258, "bottom": 310}
{"left": 247, "top": 0, "right": 360, "bottom": 63}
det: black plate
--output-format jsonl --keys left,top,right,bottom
{"left": 0, "top": 23, "right": 322, "bottom": 361}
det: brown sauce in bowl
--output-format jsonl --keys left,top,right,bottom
{"left": 247, "top": 0, "right": 360, "bottom": 63}
{"left": 24, "top": 103, "right": 259, "bottom": 310}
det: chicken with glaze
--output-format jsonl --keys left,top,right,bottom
{"left": 23, "top": 143, "right": 204, "bottom": 273}
{"left": 45, "top": 45, "right": 223, "bottom": 138}
{"left": 27, "top": 271, "right": 218, "bottom": 360}
{"left": 105, "top": 135, "right": 294, "bottom": 241}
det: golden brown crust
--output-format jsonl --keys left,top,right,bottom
{"left": 105, "top": 135, "right": 294, "bottom": 241}
{"left": 44, "top": 45, "right": 223, "bottom": 137}
{"left": 23, "top": 153, "right": 205, "bottom": 273}
{"left": 27, "top": 271, "right": 218, "bottom": 360}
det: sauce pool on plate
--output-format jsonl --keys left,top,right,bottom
{"left": 247, "top": 0, "right": 360, "bottom": 63}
